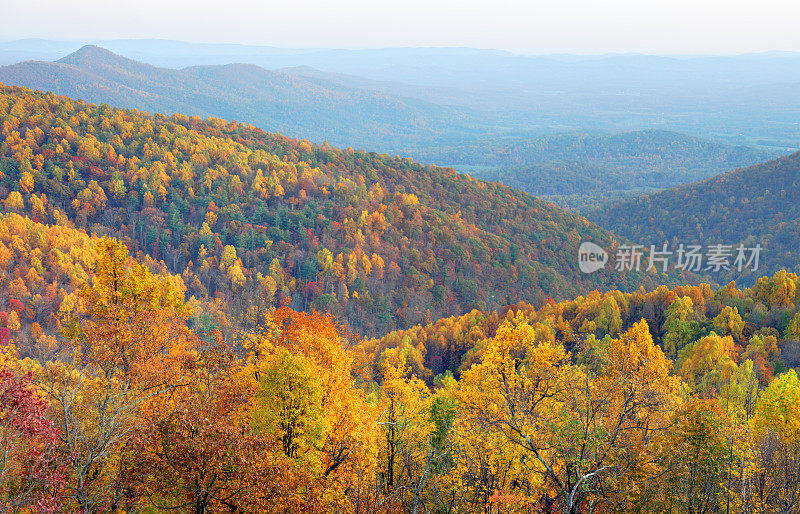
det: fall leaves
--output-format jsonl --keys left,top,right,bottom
{"left": 0, "top": 83, "right": 652, "bottom": 340}
{"left": 0, "top": 361, "right": 62, "bottom": 512}
{"left": 0, "top": 239, "right": 379, "bottom": 512}
{"left": 4, "top": 236, "right": 800, "bottom": 511}
{"left": 455, "top": 315, "right": 680, "bottom": 512}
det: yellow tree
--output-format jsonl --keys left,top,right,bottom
{"left": 459, "top": 314, "right": 681, "bottom": 513}
{"left": 36, "top": 238, "right": 192, "bottom": 511}
{"left": 649, "top": 399, "right": 732, "bottom": 513}
{"left": 241, "top": 307, "right": 378, "bottom": 511}
{"left": 378, "top": 345, "right": 451, "bottom": 513}
{"left": 712, "top": 306, "right": 745, "bottom": 343}
{"left": 678, "top": 332, "right": 738, "bottom": 398}
{"left": 457, "top": 312, "right": 558, "bottom": 510}
{"left": 751, "top": 370, "right": 800, "bottom": 511}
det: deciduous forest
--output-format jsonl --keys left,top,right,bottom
{"left": 0, "top": 69, "right": 798, "bottom": 512}
{"left": 0, "top": 84, "right": 668, "bottom": 342}
{"left": 3, "top": 234, "right": 800, "bottom": 512}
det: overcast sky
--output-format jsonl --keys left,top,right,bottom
{"left": 2, "top": 0, "right": 799, "bottom": 54}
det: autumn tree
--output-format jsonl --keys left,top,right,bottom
{"left": 459, "top": 315, "right": 681, "bottom": 512}
{"left": 751, "top": 369, "right": 800, "bottom": 512}
{"left": 35, "top": 237, "right": 192, "bottom": 511}
{"left": 128, "top": 336, "right": 271, "bottom": 513}
{"left": 650, "top": 399, "right": 732, "bottom": 513}
{"left": 0, "top": 352, "right": 63, "bottom": 513}
{"left": 241, "top": 307, "right": 379, "bottom": 511}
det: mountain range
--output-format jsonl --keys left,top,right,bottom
{"left": 0, "top": 45, "right": 481, "bottom": 152}
{"left": 0, "top": 44, "right": 780, "bottom": 211}
{"left": 4, "top": 39, "right": 800, "bottom": 152}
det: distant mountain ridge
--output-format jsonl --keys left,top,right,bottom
{"left": 3, "top": 39, "right": 800, "bottom": 153}
{"left": 416, "top": 129, "right": 775, "bottom": 167}
{"left": 0, "top": 45, "right": 478, "bottom": 151}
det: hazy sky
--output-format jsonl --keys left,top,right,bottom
{"left": 3, "top": 0, "right": 800, "bottom": 54}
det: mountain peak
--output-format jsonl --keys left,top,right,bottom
{"left": 57, "top": 45, "right": 133, "bottom": 66}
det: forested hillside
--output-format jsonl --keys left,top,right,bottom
{"left": 368, "top": 270, "right": 800, "bottom": 383}
{"left": 420, "top": 129, "right": 772, "bottom": 168}
{"left": 0, "top": 83, "right": 669, "bottom": 340}
{"left": 0, "top": 212, "right": 207, "bottom": 354}
{"left": 591, "top": 151, "right": 800, "bottom": 283}
{"left": 355, "top": 270, "right": 800, "bottom": 512}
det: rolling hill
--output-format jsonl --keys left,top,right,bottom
{"left": 0, "top": 83, "right": 678, "bottom": 339}
{"left": 590, "top": 151, "right": 800, "bottom": 284}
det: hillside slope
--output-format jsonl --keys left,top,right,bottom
{"left": 590, "top": 151, "right": 800, "bottom": 283}
{"left": 0, "top": 84, "right": 676, "bottom": 336}
{"left": 0, "top": 212, "right": 192, "bottom": 352}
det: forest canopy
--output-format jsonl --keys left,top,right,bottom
{"left": 0, "top": 82, "right": 798, "bottom": 513}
